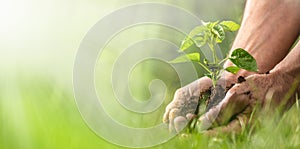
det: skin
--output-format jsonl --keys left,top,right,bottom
{"left": 225, "top": 0, "right": 300, "bottom": 79}
{"left": 201, "top": 42, "right": 300, "bottom": 134}
{"left": 163, "top": 0, "right": 300, "bottom": 133}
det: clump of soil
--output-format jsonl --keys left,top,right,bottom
{"left": 188, "top": 85, "right": 228, "bottom": 132}
{"left": 205, "top": 85, "right": 227, "bottom": 111}
{"left": 205, "top": 76, "right": 246, "bottom": 111}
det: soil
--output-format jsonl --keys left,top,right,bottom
{"left": 205, "top": 85, "right": 227, "bottom": 111}
{"left": 205, "top": 76, "right": 246, "bottom": 111}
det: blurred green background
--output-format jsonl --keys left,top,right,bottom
{"left": 1, "top": 0, "right": 299, "bottom": 149}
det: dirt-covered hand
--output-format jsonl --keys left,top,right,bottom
{"left": 163, "top": 77, "right": 212, "bottom": 132}
{"left": 163, "top": 73, "right": 237, "bottom": 133}
{"left": 198, "top": 71, "right": 300, "bottom": 134}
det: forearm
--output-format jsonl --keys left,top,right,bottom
{"left": 224, "top": 0, "right": 300, "bottom": 74}
{"left": 271, "top": 42, "right": 300, "bottom": 80}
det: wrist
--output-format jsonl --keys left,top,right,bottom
{"left": 270, "top": 65, "right": 300, "bottom": 82}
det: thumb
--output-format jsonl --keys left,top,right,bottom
{"left": 198, "top": 83, "right": 251, "bottom": 130}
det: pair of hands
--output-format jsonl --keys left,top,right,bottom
{"left": 163, "top": 69, "right": 300, "bottom": 134}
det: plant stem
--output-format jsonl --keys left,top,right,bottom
{"left": 208, "top": 42, "right": 218, "bottom": 64}
{"left": 211, "top": 74, "right": 217, "bottom": 88}
{"left": 208, "top": 41, "right": 219, "bottom": 87}
{"left": 218, "top": 57, "right": 229, "bottom": 65}
{"left": 197, "top": 62, "right": 212, "bottom": 74}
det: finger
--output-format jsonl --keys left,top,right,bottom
{"left": 203, "top": 112, "right": 250, "bottom": 136}
{"left": 199, "top": 84, "right": 251, "bottom": 129}
{"left": 169, "top": 121, "right": 175, "bottom": 133}
{"left": 163, "top": 111, "right": 169, "bottom": 123}
{"left": 197, "top": 105, "right": 221, "bottom": 131}
{"left": 174, "top": 116, "right": 188, "bottom": 133}
{"left": 163, "top": 105, "right": 171, "bottom": 123}
{"left": 172, "top": 113, "right": 195, "bottom": 133}
{"left": 163, "top": 77, "right": 211, "bottom": 124}
{"left": 163, "top": 88, "right": 186, "bottom": 124}
{"left": 216, "top": 91, "right": 250, "bottom": 125}
{"left": 216, "top": 82, "right": 252, "bottom": 124}
{"left": 203, "top": 118, "right": 241, "bottom": 136}
{"left": 168, "top": 108, "right": 180, "bottom": 132}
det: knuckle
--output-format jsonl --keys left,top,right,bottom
{"left": 174, "top": 88, "right": 184, "bottom": 97}
{"left": 165, "top": 102, "right": 173, "bottom": 110}
{"left": 169, "top": 108, "right": 180, "bottom": 119}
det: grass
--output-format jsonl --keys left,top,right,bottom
{"left": 1, "top": 75, "right": 299, "bottom": 149}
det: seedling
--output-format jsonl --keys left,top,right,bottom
{"left": 170, "top": 20, "right": 258, "bottom": 133}
{"left": 170, "top": 20, "right": 258, "bottom": 87}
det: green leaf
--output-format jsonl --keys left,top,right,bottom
{"left": 169, "top": 53, "right": 200, "bottom": 63}
{"left": 180, "top": 37, "right": 194, "bottom": 51}
{"left": 220, "top": 21, "right": 240, "bottom": 32}
{"left": 193, "top": 36, "right": 207, "bottom": 48}
{"left": 189, "top": 25, "right": 208, "bottom": 37}
{"left": 212, "top": 24, "right": 225, "bottom": 43}
{"left": 225, "top": 66, "right": 241, "bottom": 74}
{"left": 229, "top": 48, "right": 258, "bottom": 72}
{"left": 202, "top": 20, "right": 219, "bottom": 29}
{"left": 180, "top": 25, "right": 210, "bottom": 50}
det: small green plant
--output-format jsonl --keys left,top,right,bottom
{"left": 170, "top": 20, "right": 258, "bottom": 87}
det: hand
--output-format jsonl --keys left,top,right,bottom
{"left": 163, "top": 72, "right": 237, "bottom": 133}
{"left": 198, "top": 71, "right": 300, "bottom": 135}
{"left": 163, "top": 76, "right": 211, "bottom": 132}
